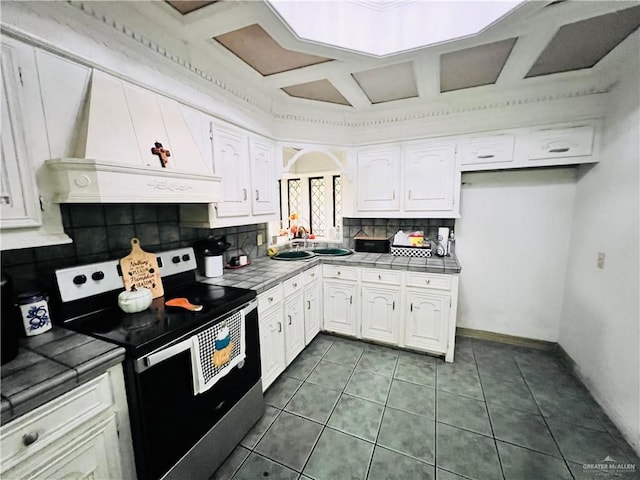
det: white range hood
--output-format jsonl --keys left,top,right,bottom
{"left": 47, "top": 70, "right": 220, "bottom": 203}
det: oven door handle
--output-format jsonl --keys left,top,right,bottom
{"left": 136, "top": 339, "right": 192, "bottom": 372}
{"left": 135, "top": 299, "right": 258, "bottom": 373}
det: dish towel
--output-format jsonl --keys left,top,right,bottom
{"left": 191, "top": 309, "right": 246, "bottom": 395}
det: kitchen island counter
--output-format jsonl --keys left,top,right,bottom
{"left": 1, "top": 327, "right": 125, "bottom": 424}
{"left": 200, "top": 251, "right": 461, "bottom": 294}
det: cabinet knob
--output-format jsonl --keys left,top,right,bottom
{"left": 293, "top": 283, "right": 298, "bottom": 288}
{"left": 268, "top": 296, "right": 274, "bottom": 302}
{"left": 378, "top": 274, "right": 382, "bottom": 280}
{"left": 22, "top": 432, "right": 39, "bottom": 446}
{"left": 256, "top": 189, "right": 260, "bottom": 201}
{"left": 307, "top": 300, "right": 311, "bottom": 309}
{"left": 277, "top": 322, "right": 282, "bottom": 333}
{"left": 287, "top": 315, "right": 292, "bottom": 325}
{"left": 426, "top": 279, "right": 431, "bottom": 285}
{"left": 337, "top": 271, "right": 341, "bottom": 275}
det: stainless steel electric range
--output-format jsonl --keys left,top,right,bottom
{"left": 53, "top": 247, "right": 263, "bottom": 480}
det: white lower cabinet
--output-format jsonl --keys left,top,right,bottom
{"left": 283, "top": 274, "right": 305, "bottom": 364}
{"left": 258, "top": 285, "right": 286, "bottom": 391}
{"left": 303, "top": 266, "right": 322, "bottom": 345}
{"left": 404, "top": 288, "right": 450, "bottom": 354}
{"left": 0, "top": 366, "right": 135, "bottom": 480}
{"left": 323, "top": 265, "right": 359, "bottom": 337}
{"left": 360, "top": 269, "right": 402, "bottom": 345}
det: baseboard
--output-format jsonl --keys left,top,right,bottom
{"left": 456, "top": 327, "right": 557, "bottom": 351}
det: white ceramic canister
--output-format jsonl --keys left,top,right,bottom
{"left": 17, "top": 291, "right": 52, "bottom": 336}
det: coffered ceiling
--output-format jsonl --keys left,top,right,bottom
{"left": 81, "top": 1, "right": 640, "bottom": 118}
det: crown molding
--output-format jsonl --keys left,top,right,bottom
{"left": 10, "top": 1, "right": 615, "bottom": 134}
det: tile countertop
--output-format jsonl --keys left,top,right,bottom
{"left": 200, "top": 251, "right": 462, "bottom": 295}
{"left": 1, "top": 327, "right": 125, "bottom": 424}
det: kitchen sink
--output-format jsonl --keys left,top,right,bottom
{"left": 271, "top": 250, "right": 316, "bottom": 261}
{"left": 310, "top": 248, "right": 353, "bottom": 256}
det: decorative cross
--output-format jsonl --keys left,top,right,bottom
{"left": 151, "top": 142, "right": 171, "bottom": 168}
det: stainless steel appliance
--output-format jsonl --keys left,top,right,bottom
{"left": 52, "top": 248, "right": 263, "bottom": 480}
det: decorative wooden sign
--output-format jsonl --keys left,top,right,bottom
{"left": 119, "top": 238, "right": 164, "bottom": 298}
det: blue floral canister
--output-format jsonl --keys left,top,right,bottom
{"left": 17, "top": 291, "right": 52, "bottom": 336}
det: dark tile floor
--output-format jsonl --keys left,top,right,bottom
{"left": 212, "top": 334, "right": 640, "bottom": 480}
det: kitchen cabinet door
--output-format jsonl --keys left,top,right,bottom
{"left": 403, "top": 141, "right": 455, "bottom": 211}
{"left": 404, "top": 288, "right": 450, "bottom": 354}
{"left": 258, "top": 303, "right": 286, "bottom": 391}
{"left": 303, "top": 279, "right": 322, "bottom": 345}
{"left": 249, "top": 136, "right": 278, "bottom": 216}
{"left": 323, "top": 280, "right": 358, "bottom": 337}
{"left": 213, "top": 123, "right": 251, "bottom": 217}
{"left": 0, "top": 41, "right": 41, "bottom": 230}
{"left": 361, "top": 284, "right": 401, "bottom": 345}
{"left": 283, "top": 290, "right": 305, "bottom": 365}
{"left": 356, "top": 147, "right": 401, "bottom": 212}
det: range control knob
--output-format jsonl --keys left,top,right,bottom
{"left": 91, "top": 271, "right": 105, "bottom": 281}
{"left": 172, "top": 256, "right": 181, "bottom": 264}
{"left": 73, "top": 274, "right": 87, "bottom": 285}
{"left": 182, "top": 254, "right": 191, "bottom": 261}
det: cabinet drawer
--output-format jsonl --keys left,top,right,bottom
{"left": 0, "top": 372, "right": 113, "bottom": 469}
{"left": 283, "top": 274, "right": 303, "bottom": 297}
{"left": 258, "top": 284, "right": 283, "bottom": 311}
{"left": 323, "top": 265, "right": 358, "bottom": 281}
{"left": 528, "top": 125, "right": 594, "bottom": 159}
{"left": 460, "top": 134, "right": 515, "bottom": 166}
{"left": 361, "top": 268, "right": 402, "bottom": 285}
{"left": 303, "top": 266, "right": 320, "bottom": 284}
{"left": 405, "top": 272, "right": 451, "bottom": 290}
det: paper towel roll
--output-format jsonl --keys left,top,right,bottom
{"left": 205, "top": 255, "right": 223, "bottom": 277}
{"left": 437, "top": 227, "right": 450, "bottom": 256}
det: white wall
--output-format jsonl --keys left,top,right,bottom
{"left": 558, "top": 53, "right": 640, "bottom": 452}
{"left": 455, "top": 168, "right": 577, "bottom": 341}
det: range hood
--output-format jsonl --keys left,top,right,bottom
{"left": 46, "top": 70, "right": 220, "bottom": 203}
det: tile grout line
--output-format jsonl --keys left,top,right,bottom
{"left": 363, "top": 351, "right": 401, "bottom": 480}
{"left": 513, "top": 354, "right": 579, "bottom": 480}
{"left": 297, "top": 341, "right": 366, "bottom": 479}
{"left": 470, "top": 341, "right": 507, "bottom": 480}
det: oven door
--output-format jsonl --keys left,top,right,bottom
{"left": 131, "top": 301, "right": 261, "bottom": 480}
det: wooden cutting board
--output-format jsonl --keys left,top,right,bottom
{"left": 119, "top": 238, "right": 164, "bottom": 298}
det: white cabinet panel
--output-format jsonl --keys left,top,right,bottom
{"left": 258, "top": 293, "right": 285, "bottom": 391}
{"left": 404, "top": 289, "right": 450, "bottom": 354}
{"left": 361, "top": 284, "right": 401, "bottom": 345}
{"left": 356, "top": 147, "right": 401, "bottom": 211}
{"left": 249, "top": 136, "right": 277, "bottom": 216}
{"left": 459, "top": 134, "right": 515, "bottom": 169}
{"left": 403, "top": 141, "right": 455, "bottom": 211}
{"left": 303, "top": 278, "right": 322, "bottom": 345}
{"left": 284, "top": 289, "right": 305, "bottom": 364}
{"left": 213, "top": 123, "right": 251, "bottom": 217}
{"left": 1, "top": 41, "right": 41, "bottom": 229}
{"left": 323, "top": 280, "right": 358, "bottom": 337}
{"left": 528, "top": 125, "right": 594, "bottom": 160}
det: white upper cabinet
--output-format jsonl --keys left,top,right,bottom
{"left": 403, "top": 141, "right": 456, "bottom": 212}
{"left": 528, "top": 124, "right": 595, "bottom": 160}
{"left": 459, "top": 134, "right": 515, "bottom": 169}
{"left": 0, "top": 38, "right": 71, "bottom": 250}
{"left": 180, "top": 124, "right": 279, "bottom": 228}
{"left": 356, "top": 146, "right": 401, "bottom": 212}
{"left": 249, "top": 136, "right": 278, "bottom": 216}
{"left": 354, "top": 141, "right": 459, "bottom": 217}
{"left": 213, "top": 123, "right": 251, "bottom": 218}
{"left": 1, "top": 42, "right": 41, "bottom": 229}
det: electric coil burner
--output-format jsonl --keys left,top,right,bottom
{"left": 53, "top": 247, "right": 264, "bottom": 480}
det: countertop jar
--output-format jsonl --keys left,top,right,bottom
{"left": 17, "top": 291, "right": 52, "bottom": 336}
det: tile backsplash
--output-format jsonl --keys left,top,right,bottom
{"left": 1, "top": 204, "right": 268, "bottom": 294}
{"left": 342, "top": 217, "right": 455, "bottom": 249}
